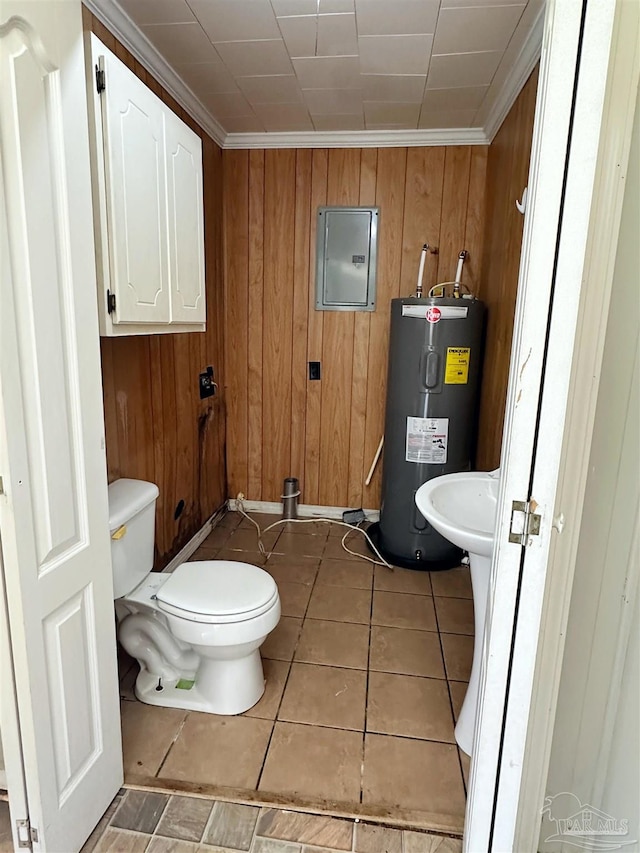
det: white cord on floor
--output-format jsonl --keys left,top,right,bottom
{"left": 234, "top": 500, "right": 393, "bottom": 568}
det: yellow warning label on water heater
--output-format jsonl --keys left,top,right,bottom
{"left": 445, "top": 347, "right": 470, "bottom": 384}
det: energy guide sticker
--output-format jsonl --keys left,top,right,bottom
{"left": 405, "top": 417, "right": 448, "bottom": 464}
{"left": 445, "top": 347, "right": 470, "bottom": 384}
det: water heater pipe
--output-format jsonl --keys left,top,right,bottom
{"left": 415, "top": 244, "right": 428, "bottom": 298}
{"left": 453, "top": 250, "right": 468, "bottom": 297}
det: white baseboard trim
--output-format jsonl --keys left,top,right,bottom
{"left": 226, "top": 499, "right": 380, "bottom": 523}
{"left": 161, "top": 508, "right": 226, "bottom": 573}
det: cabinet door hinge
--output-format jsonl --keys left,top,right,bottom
{"left": 107, "top": 290, "right": 116, "bottom": 315}
{"left": 16, "top": 818, "right": 38, "bottom": 849}
{"left": 509, "top": 499, "right": 541, "bottom": 545}
{"left": 95, "top": 64, "right": 105, "bottom": 94}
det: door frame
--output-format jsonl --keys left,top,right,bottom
{"left": 512, "top": 1, "right": 639, "bottom": 846}
{"left": 465, "top": 0, "right": 639, "bottom": 849}
{"left": 0, "top": 543, "right": 30, "bottom": 851}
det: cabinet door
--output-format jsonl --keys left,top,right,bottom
{"left": 166, "top": 113, "right": 206, "bottom": 323}
{"left": 100, "top": 52, "right": 171, "bottom": 324}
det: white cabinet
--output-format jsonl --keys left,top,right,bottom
{"left": 87, "top": 35, "right": 205, "bottom": 335}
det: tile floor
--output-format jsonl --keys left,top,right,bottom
{"left": 119, "top": 511, "right": 473, "bottom": 835}
{"left": 74, "top": 788, "right": 464, "bottom": 852}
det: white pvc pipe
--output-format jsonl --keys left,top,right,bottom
{"left": 416, "top": 244, "right": 428, "bottom": 297}
{"left": 454, "top": 250, "right": 467, "bottom": 285}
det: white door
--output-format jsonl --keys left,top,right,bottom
{"left": 99, "top": 45, "right": 171, "bottom": 325}
{"left": 0, "top": 3, "right": 123, "bottom": 851}
{"left": 166, "top": 114, "right": 206, "bottom": 324}
{"left": 465, "top": 0, "right": 638, "bottom": 850}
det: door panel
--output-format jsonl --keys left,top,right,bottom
{"left": 100, "top": 49, "right": 170, "bottom": 323}
{"left": 0, "top": 3, "right": 123, "bottom": 851}
{"left": 166, "top": 114, "right": 206, "bottom": 323}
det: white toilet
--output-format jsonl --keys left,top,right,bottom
{"left": 415, "top": 469, "right": 500, "bottom": 756}
{"left": 109, "top": 478, "right": 281, "bottom": 715}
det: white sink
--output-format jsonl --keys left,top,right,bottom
{"left": 415, "top": 468, "right": 500, "bottom": 756}
{"left": 415, "top": 470, "right": 499, "bottom": 558}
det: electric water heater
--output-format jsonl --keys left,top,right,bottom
{"left": 369, "top": 296, "right": 486, "bottom": 570}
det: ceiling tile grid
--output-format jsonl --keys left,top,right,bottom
{"left": 116, "top": 0, "right": 534, "bottom": 136}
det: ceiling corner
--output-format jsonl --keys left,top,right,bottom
{"left": 82, "top": 0, "right": 228, "bottom": 147}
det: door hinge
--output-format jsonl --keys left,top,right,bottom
{"left": 0, "top": 475, "right": 4, "bottom": 495}
{"left": 95, "top": 64, "right": 105, "bottom": 94}
{"left": 509, "top": 499, "right": 541, "bottom": 545}
{"left": 16, "top": 819, "right": 38, "bottom": 849}
{"left": 107, "top": 290, "right": 116, "bottom": 315}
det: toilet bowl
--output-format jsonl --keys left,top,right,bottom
{"left": 415, "top": 469, "right": 499, "bottom": 755}
{"left": 109, "top": 479, "right": 280, "bottom": 715}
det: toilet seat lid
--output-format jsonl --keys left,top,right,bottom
{"left": 155, "top": 560, "right": 278, "bottom": 623}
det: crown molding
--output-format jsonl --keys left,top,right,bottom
{"left": 83, "top": 0, "right": 226, "bottom": 147}
{"left": 224, "top": 127, "right": 489, "bottom": 149}
{"left": 480, "top": 0, "right": 545, "bottom": 142}
{"left": 83, "top": 0, "right": 543, "bottom": 151}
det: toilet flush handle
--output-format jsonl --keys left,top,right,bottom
{"left": 111, "top": 524, "right": 126, "bottom": 540}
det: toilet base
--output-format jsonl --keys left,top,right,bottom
{"left": 134, "top": 650, "right": 266, "bottom": 715}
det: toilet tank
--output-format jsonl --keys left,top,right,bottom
{"left": 108, "top": 479, "right": 160, "bottom": 599}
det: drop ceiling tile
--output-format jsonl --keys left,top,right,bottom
{"left": 433, "top": 5, "right": 526, "bottom": 55}
{"left": 304, "top": 88, "right": 363, "bottom": 114}
{"left": 224, "top": 114, "right": 267, "bottom": 132}
{"left": 422, "top": 85, "right": 488, "bottom": 111}
{"left": 319, "top": 0, "right": 354, "bottom": 11}
{"left": 174, "top": 61, "right": 238, "bottom": 94}
{"left": 355, "top": 0, "right": 439, "bottom": 36}
{"left": 418, "top": 107, "right": 479, "bottom": 129}
{"left": 271, "top": 0, "right": 317, "bottom": 15}
{"left": 292, "top": 56, "right": 360, "bottom": 89}
{"left": 442, "top": 0, "right": 524, "bottom": 6}
{"left": 358, "top": 34, "right": 434, "bottom": 75}
{"left": 365, "top": 122, "right": 411, "bottom": 130}
{"left": 313, "top": 113, "right": 364, "bottom": 130}
{"left": 189, "top": 0, "right": 281, "bottom": 41}
{"left": 361, "top": 74, "right": 426, "bottom": 101}
{"left": 427, "top": 50, "right": 503, "bottom": 89}
{"left": 200, "top": 91, "right": 255, "bottom": 116}
{"left": 317, "top": 14, "right": 358, "bottom": 56}
{"left": 237, "top": 75, "right": 305, "bottom": 104}
{"left": 141, "top": 23, "right": 220, "bottom": 63}
{"left": 118, "top": 0, "right": 196, "bottom": 26}
{"left": 277, "top": 15, "right": 317, "bottom": 57}
{"left": 215, "top": 40, "right": 294, "bottom": 76}
{"left": 364, "top": 101, "right": 421, "bottom": 125}
{"left": 253, "top": 102, "right": 314, "bottom": 130}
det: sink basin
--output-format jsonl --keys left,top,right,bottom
{"left": 415, "top": 468, "right": 500, "bottom": 756}
{"left": 415, "top": 470, "right": 499, "bottom": 558}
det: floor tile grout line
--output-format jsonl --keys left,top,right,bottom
{"left": 431, "top": 584, "right": 469, "bottom": 799}
{"left": 359, "top": 565, "right": 376, "bottom": 805}
{"left": 255, "top": 548, "right": 321, "bottom": 791}
{"left": 199, "top": 797, "right": 221, "bottom": 848}
{"left": 154, "top": 712, "right": 190, "bottom": 779}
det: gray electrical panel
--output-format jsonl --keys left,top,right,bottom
{"left": 315, "top": 206, "right": 378, "bottom": 311}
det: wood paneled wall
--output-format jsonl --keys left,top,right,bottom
{"left": 84, "top": 9, "right": 227, "bottom": 569}
{"left": 475, "top": 67, "right": 540, "bottom": 470}
{"left": 223, "top": 145, "right": 488, "bottom": 507}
